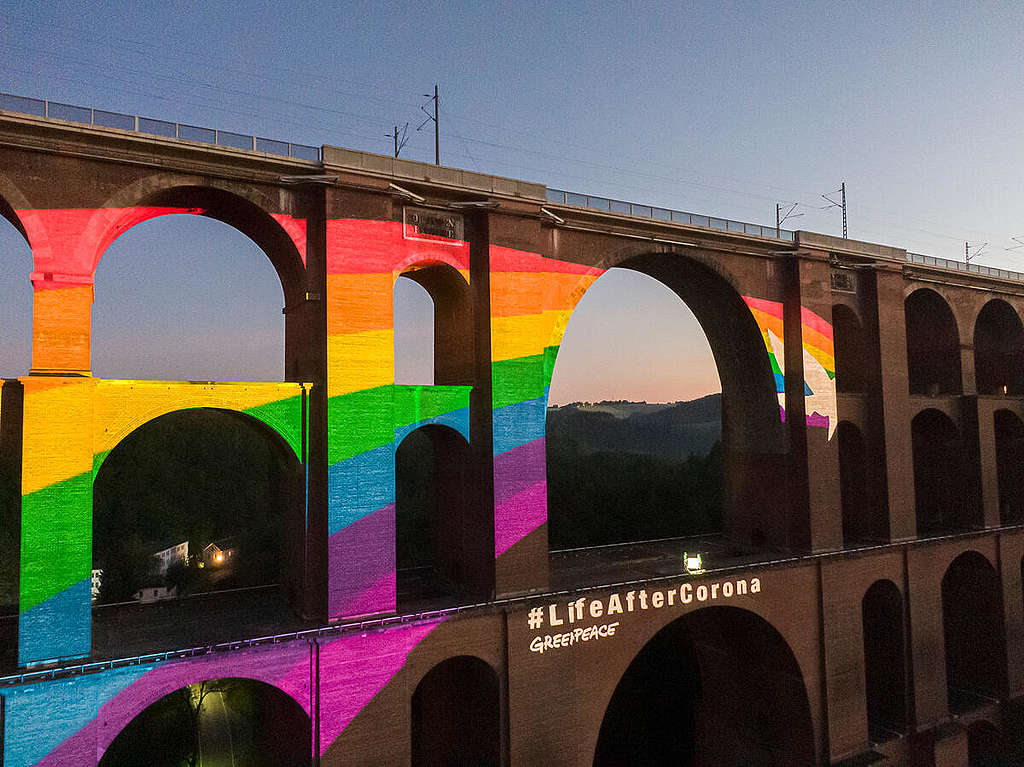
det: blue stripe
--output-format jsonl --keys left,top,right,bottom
{"left": 394, "top": 406, "right": 470, "bottom": 446}
{"left": 3, "top": 663, "right": 149, "bottom": 767}
{"left": 328, "top": 444, "right": 395, "bottom": 534}
{"left": 493, "top": 395, "right": 546, "bottom": 456}
{"left": 18, "top": 578, "right": 91, "bottom": 667}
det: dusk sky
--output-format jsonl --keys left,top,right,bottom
{"left": 2, "top": 2, "right": 1023, "bottom": 402}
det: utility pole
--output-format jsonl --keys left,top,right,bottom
{"left": 821, "top": 182, "right": 848, "bottom": 238}
{"left": 388, "top": 123, "right": 408, "bottom": 158}
{"left": 965, "top": 241, "right": 988, "bottom": 264}
{"left": 418, "top": 85, "right": 439, "bottom": 165}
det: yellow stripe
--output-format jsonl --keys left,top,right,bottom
{"left": 328, "top": 329, "right": 394, "bottom": 397}
{"left": 804, "top": 344, "right": 836, "bottom": 374}
{"left": 491, "top": 311, "right": 564, "bottom": 362}
{"left": 22, "top": 379, "right": 94, "bottom": 495}
{"left": 92, "top": 381, "right": 305, "bottom": 455}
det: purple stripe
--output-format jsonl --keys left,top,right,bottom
{"left": 493, "top": 437, "right": 546, "bottom": 504}
{"left": 806, "top": 412, "right": 830, "bottom": 429}
{"left": 329, "top": 504, "right": 396, "bottom": 619}
{"left": 494, "top": 480, "right": 547, "bottom": 557}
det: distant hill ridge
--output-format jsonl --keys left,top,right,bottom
{"left": 547, "top": 393, "right": 721, "bottom": 459}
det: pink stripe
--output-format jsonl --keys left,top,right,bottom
{"left": 331, "top": 572, "right": 397, "bottom": 618}
{"left": 495, "top": 480, "right": 548, "bottom": 557}
{"left": 800, "top": 306, "right": 834, "bottom": 340}
{"left": 329, "top": 504, "right": 395, "bottom": 619}
{"left": 316, "top": 620, "right": 444, "bottom": 753}
{"left": 742, "top": 295, "right": 783, "bottom": 318}
{"left": 494, "top": 438, "right": 546, "bottom": 504}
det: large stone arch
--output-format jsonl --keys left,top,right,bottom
{"left": 593, "top": 604, "right": 816, "bottom": 766}
{"left": 91, "top": 402, "right": 307, "bottom": 610}
{"left": 88, "top": 175, "right": 307, "bottom": 307}
{"left": 545, "top": 247, "right": 785, "bottom": 548}
{"left": 93, "top": 649, "right": 312, "bottom": 763}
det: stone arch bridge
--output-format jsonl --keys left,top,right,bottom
{"left": 1, "top": 103, "right": 1024, "bottom": 765}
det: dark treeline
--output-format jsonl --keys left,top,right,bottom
{"left": 547, "top": 438, "right": 723, "bottom": 549}
{"left": 93, "top": 408, "right": 297, "bottom": 603}
{"left": 546, "top": 395, "right": 723, "bottom": 549}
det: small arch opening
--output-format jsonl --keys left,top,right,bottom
{"left": 411, "top": 656, "right": 500, "bottom": 767}
{"left": 395, "top": 263, "right": 473, "bottom": 386}
{"left": 396, "top": 425, "right": 490, "bottom": 609}
{"left": 862, "top": 579, "right": 907, "bottom": 740}
{"left": 974, "top": 299, "right": 1024, "bottom": 396}
{"left": 833, "top": 304, "right": 872, "bottom": 393}
{"left": 906, "top": 289, "right": 962, "bottom": 395}
{"left": 912, "top": 409, "right": 978, "bottom": 535}
{"left": 839, "top": 421, "right": 886, "bottom": 545}
{"left": 942, "top": 551, "right": 1007, "bottom": 711}
{"left": 995, "top": 410, "right": 1024, "bottom": 524}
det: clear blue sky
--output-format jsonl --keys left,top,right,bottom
{"left": 2, "top": 1, "right": 1023, "bottom": 401}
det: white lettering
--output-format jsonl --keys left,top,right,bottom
{"left": 711, "top": 583, "right": 719, "bottom": 599}
{"left": 723, "top": 581, "right": 733, "bottom": 597}
{"left": 626, "top": 591, "right": 636, "bottom": 611}
{"left": 737, "top": 580, "right": 748, "bottom": 595}
{"left": 607, "top": 594, "right": 623, "bottom": 615}
{"left": 548, "top": 604, "right": 564, "bottom": 626}
{"left": 589, "top": 600, "right": 603, "bottom": 618}
{"left": 639, "top": 590, "right": 649, "bottom": 609}
{"left": 751, "top": 578, "right": 761, "bottom": 593}
{"left": 652, "top": 591, "right": 664, "bottom": 608}
{"left": 667, "top": 590, "right": 676, "bottom": 606}
{"left": 681, "top": 583, "right": 693, "bottom": 604}
{"left": 696, "top": 585, "right": 708, "bottom": 601}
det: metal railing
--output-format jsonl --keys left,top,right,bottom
{"left": 0, "top": 93, "right": 321, "bottom": 162}
{"left": 906, "top": 252, "right": 1024, "bottom": 283}
{"left": 546, "top": 188, "right": 795, "bottom": 242}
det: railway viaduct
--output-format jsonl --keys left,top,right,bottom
{"left": 2, "top": 99, "right": 1024, "bottom": 765}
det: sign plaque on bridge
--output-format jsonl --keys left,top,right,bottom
{"left": 403, "top": 205, "right": 464, "bottom": 242}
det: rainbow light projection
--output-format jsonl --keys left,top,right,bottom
{"left": 325, "top": 219, "right": 471, "bottom": 619}
{"left": 18, "top": 379, "right": 306, "bottom": 666}
{"left": 743, "top": 296, "right": 837, "bottom": 439}
{"left": 11, "top": 205, "right": 311, "bottom": 668}
{"left": 489, "top": 246, "right": 603, "bottom": 560}
{"left": 3, "top": 201, "right": 840, "bottom": 764}
{"left": 2, "top": 619, "right": 444, "bottom": 765}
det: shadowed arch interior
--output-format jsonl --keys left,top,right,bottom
{"left": 974, "top": 299, "right": 1024, "bottom": 395}
{"left": 862, "top": 579, "right": 907, "bottom": 739}
{"left": 968, "top": 720, "right": 1007, "bottom": 767}
{"left": 411, "top": 655, "right": 500, "bottom": 767}
{"left": 832, "top": 304, "right": 872, "bottom": 393}
{"left": 396, "top": 424, "right": 490, "bottom": 608}
{"left": 912, "top": 409, "right": 978, "bottom": 535}
{"left": 0, "top": 194, "right": 28, "bottom": 245}
{"left": 549, "top": 251, "right": 786, "bottom": 550}
{"left": 99, "top": 677, "right": 311, "bottom": 767}
{"left": 995, "top": 410, "right": 1024, "bottom": 524}
{"left": 942, "top": 551, "right": 1007, "bottom": 711}
{"left": 905, "top": 288, "right": 961, "bottom": 395}
{"left": 92, "top": 408, "right": 305, "bottom": 616}
{"left": 399, "top": 263, "right": 473, "bottom": 385}
{"left": 839, "top": 420, "right": 885, "bottom": 545}
{"left": 594, "top": 606, "right": 815, "bottom": 766}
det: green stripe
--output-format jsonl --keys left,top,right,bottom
{"left": 19, "top": 471, "right": 92, "bottom": 614}
{"left": 492, "top": 354, "right": 547, "bottom": 410}
{"left": 327, "top": 384, "right": 472, "bottom": 465}
{"left": 242, "top": 395, "right": 304, "bottom": 458}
